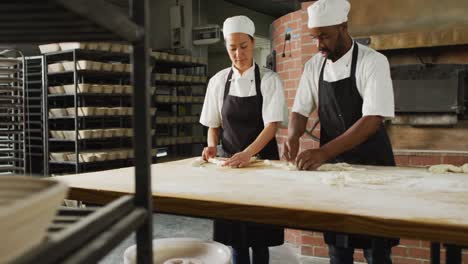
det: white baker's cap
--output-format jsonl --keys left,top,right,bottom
{"left": 222, "top": 15, "right": 255, "bottom": 37}
{"left": 307, "top": 0, "right": 350, "bottom": 28}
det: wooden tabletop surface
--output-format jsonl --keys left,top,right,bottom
{"left": 57, "top": 158, "right": 468, "bottom": 245}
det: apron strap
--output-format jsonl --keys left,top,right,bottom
{"left": 350, "top": 42, "right": 359, "bottom": 83}
{"left": 254, "top": 64, "right": 263, "bottom": 115}
{"left": 223, "top": 69, "right": 234, "bottom": 101}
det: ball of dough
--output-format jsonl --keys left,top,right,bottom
{"left": 428, "top": 164, "right": 462, "bottom": 174}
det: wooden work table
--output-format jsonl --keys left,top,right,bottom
{"left": 57, "top": 158, "right": 468, "bottom": 246}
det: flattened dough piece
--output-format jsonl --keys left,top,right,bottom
{"left": 317, "top": 163, "right": 366, "bottom": 172}
{"left": 429, "top": 164, "right": 462, "bottom": 174}
{"left": 461, "top": 163, "right": 468, "bottom": 174}
{"left": 191, "top": 157, "right": 206, "bottom": 167}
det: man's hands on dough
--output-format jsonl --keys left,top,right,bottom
{"left": 296, "top": 148, "right": 330, "bottom": 171}
{"left": 202, "top": 146, "right": 217, "bottom": 161}
{"left": 283, "top": 136, "right": 300, "bottom": 162}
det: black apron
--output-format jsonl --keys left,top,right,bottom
{"left": 318, "top": 43, "right": 399, "bottom": 249}
{"left": 213, "top": 64, "right": 284, "bottom": 248}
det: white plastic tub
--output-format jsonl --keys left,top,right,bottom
{"left": 48, "top": 85, "right": 65, "bottom": 94}
{"left": 39, "top": 44, "right": 60, "bottom": 54}
{"left": 47, "top": 63, "right": 65, "bottom": 73}
{"left": 85, "top": 42, "right": 99, "bottom": 50}
{"left": 124, "top": 85, "right": 133, "bottom": 94}
{"left": 94, "top": 152, "right": 108, "bottom": 161}
{"left": 66, "top": 107, "right": 95, "bottom": 117}
{"left": 59, "top": 42, "right": 86, "bottom": 51}
{"left": 49, "top": 108, "right": 68, "bottom": 117}
{"left": 122, "top": 45, "right": 131, "bottom": 53}
{"left": 63, "top": 84, "right": 91, "bottom": 94}
{"left": 63, "top": 60, "right": 97, "bottom": 71}
{"left": 98, "top": 42, "right": 111, "bottom": 51}
{"left": 111, "top": 43, "right": 123, "bottom": 53}
{"left": 175, "top": 55, "right": 184, "bottom": 62}
{"left": 67, "top": 153, "right": 96, "bottom": 162}
{"left": 107, "top": 151, "right": 118, "bottom": 160}
{"left": 125, "top": 64, "right": 132, "bottom": 73}
{"left": 107, "top": 108, "right": 119, "bottom": 116}
{"left": 192, "top": 76, "right": 201, "bottom": 83}
{"left": 151, "top": 51, "right": 161, "bottom": 59}
{"left": 102, "top": 63, "right": 113, "bottom": 72}
{"left": 160, "top": 52, "right": 168, "bottom": 60}
{"left": 113, "top": 85, "right": 124, "bottom": 94}
{"left": 49, "top": 152, "right": 71, "bottom": 161}
{"left": 177, "top": 75, "right": 185, "bottom": 82}
{"left": 92, "top": 61, "right": 102, "bottom": 71}
{"left": 111, "top": 63, "right": 125, "bottom": 72}
{"left": 112, "top": 128, "right": 125, "bottom": 137}
{"left": 90, "top": 84, "right": 103, "bottom": 94}
{"left": 103, "top": 129, "right": 114, "bottom": 138}
{"left": 92, "top": 129, "right": 104, "bottom": 138}
{"left": 101, "top": 84, "right": 114, "bottom": 94}
{"left": 95, "top": 107, "right": 108, "bottom": 116}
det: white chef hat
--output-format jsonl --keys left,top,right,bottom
{"left": 307, "top": 0, "right": 351, "bottom": 28}
{"left": 222, "top": 15, "right": 255, "bottom": 37}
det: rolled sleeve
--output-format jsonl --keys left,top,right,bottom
{"left": 261, "top": 73, "right": 287, "bottom": 125}
{"left": 199, "top": 78, "right": 222, "bottom": 127}
{"left": 292, "top": 64, "right": 317, "bottom": 117}
{"left": 361, "top": 54, "right": 395, "bottom": 119}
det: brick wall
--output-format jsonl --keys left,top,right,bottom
{"left": 273, "top": 1, "right": 468, "bottom": 263}
{"left": 274, "top": 1, "right": 320, "bottom": 156}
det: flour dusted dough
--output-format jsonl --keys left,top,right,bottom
{"left": 317, "top": 163, "right": 366, "bottom": 172}
{"left": 461, "top": 164, "right": 468, "bottom": 174}
{"left": 190, "top": 157, "right": 225, "bottom": 167}
{"left": 192, "top": 157, "right": 257, "bottom": 168}
{"left": 191, "top": 157, "right": 206, "bottom": 167}
{"left": 429, "top": 164, "right": 463, "bottom": 174}
{"left": 263, "top": 160, "right": 298, "bottom": 171}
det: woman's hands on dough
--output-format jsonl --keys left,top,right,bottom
{"left": 296, "top": 148, "right": 330, "bottom": 171}
{"left": 224, "top": 151, "right": 252, "bottom": 168}
{"left": 202, "top": 146, "right": 217, "bottom": 161}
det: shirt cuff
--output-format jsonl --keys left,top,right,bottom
{"left": 362, "top": 110, "right": 395, "bottom": 119}
{"left": 199, "top": 119, "right": 221, "bottom": 128}
{"left": 292, "top": 108, "right": 310, "bottom": 118}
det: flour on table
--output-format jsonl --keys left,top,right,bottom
{"left": 317, "top": 163, "right": 366, "bottom": 172}
{"left": 428, "top": 164, "right": 463, "bottom": 174}
{"left": 320, "top": 171, "right": 401, "bottom": 186}
{"left": 320, "top": 174, "right": 346, "bottom": 187}
{"left": 343, "top": 172, "right": 401, "bottom": 185}
{"left": 263, "top": 160, "right": 297, "bottom": 171}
